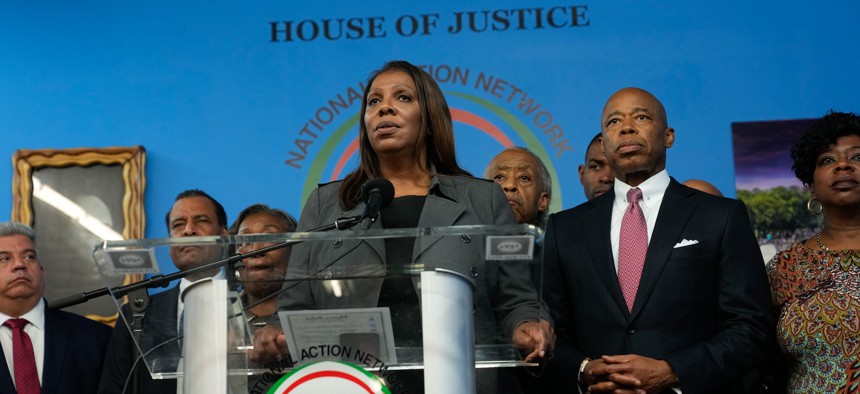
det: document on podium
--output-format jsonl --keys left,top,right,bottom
{"left": 279, "top": 307, "right": 398, "bottom": 365}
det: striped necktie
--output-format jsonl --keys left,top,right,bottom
{"left": 618, "top": 187, "right": 648, "bottom": 312}
{"left": 4, "top": 318, "right": 40, "bottom": 394}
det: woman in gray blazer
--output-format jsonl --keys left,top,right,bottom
{"left": 252, "top": 60, "right": 551, "bottom": 392}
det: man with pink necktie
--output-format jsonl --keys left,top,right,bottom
{"left": 0, "top": 221, "right": 110, "bottom": 394}
{"left": 542, "top": 88, "right": 773, "bottom": 394}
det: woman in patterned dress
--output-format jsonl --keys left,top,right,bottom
{"left": 767, "top": 111, "right": 860, "bottom": 393}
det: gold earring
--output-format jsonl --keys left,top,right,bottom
{"left": 807, "top": 198, "right": 823, "bottom": 215}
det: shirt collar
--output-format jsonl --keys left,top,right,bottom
{"left": 425, "top": 163, "right": 458, "bottom": 203}
{"left": 0, "top": 298, "right": 45, "bottom": 330}
{"left": 427, "top": 174, "right": 445, "bottom": 196}
{"left": 613, "top": 169, "right": 670, "bottom": 207}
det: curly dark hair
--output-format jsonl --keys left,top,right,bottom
{"left": 791, "top": 111, "right": 860, "bottom": 187}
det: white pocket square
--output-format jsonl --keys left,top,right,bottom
{"left": 674, "top": 239, "right": 699, "bottom": 248}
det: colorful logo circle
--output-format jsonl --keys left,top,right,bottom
{"left": 300, "top": 90, "right": 563, "bottom": 215}
{"left": 267, "top": 361, "right": 391, "bottom": 394}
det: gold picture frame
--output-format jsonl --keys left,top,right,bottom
{"left": 12, "top": 146, "right": 146, "bottom": 324}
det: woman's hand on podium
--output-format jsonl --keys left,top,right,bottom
{"left": 513, "top": 319, "right": 555, "bottom": 363}
{"left": 249, "top": 324, "right": 290, "bottom": 363}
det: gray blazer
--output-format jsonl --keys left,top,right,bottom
{"left": 278, "top": 174, "right": 541, "bottom": 342}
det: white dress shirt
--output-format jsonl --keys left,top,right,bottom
{"left": 608, "top": 169, "right": 683, "bottom": 394}
{"left": 610, "top": 169, "right": 671, "bottom": 271}
{"left": 0, "top": 299, "right": 46, "bottom": 387}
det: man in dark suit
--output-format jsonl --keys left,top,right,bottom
{"left": 98, "top": 189, "right": 228, "bottom": 393}
{"left": 543, "top": 88, "right": 773, "bottom": 393}
{"left": 485, "top": 147, "right": 559, "bottom": 394}
{"left": 0, "top": 221, "right": 111, "bottom": 394}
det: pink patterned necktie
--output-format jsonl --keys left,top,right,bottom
{"left": 618, "top": 187, "right": 647, "bottom": 312}
{"left": 4, "top": 318, "right": 41, "bottom": 394}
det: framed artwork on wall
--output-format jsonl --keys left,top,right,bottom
{"left": 12, "top": 146, "right": 146, "bottom": 324}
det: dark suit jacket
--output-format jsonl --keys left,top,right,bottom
{"left": 98, "top": 287, "right": 179, "bottom": 394}
{"left": 0, "top": 305, "right": 111, "bottom": 394}
{"left": 543, "top": 179, "right": 773, "bottom": 394}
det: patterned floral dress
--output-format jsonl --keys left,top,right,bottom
{"left": 767, "top": 242, "right": 860, "bottom": 393}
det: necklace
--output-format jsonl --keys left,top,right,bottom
{"left": 816, "top": 231, "right": 829, "bottom": 251}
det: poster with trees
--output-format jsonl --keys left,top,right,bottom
{"left": 732, "top": 118, "right": 821, "bottom": 260}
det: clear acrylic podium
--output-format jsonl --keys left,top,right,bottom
{"left": 93, "top": 224, "right": 544, "bottom": 394}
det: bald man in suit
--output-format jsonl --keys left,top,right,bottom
{"left": 543, "top": 88, "right": 772, "bottom": 393}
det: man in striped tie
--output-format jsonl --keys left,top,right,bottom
{"left": 542, "top": 88, "right": 773, "bottom": 394}
{"left": 0, "top": 221, "right": 111, "bottom": 394}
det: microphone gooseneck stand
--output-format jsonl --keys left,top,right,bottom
{"left": 47, "top": 178, "right": 395, "bottom": 394}
{"left": 49, "top": 177, "right": 395, "bottom": 310}
{"left": 50, "top": 215, "right": 366, "bottom": 394}
{"left": 48, "top": 215, "right": 369, "bottom": 311}
{"left": 127, "top": 286, "right": 150, "bottom": 394}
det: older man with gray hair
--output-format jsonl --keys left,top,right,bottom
{"left": 0, "top": 221, "right": 111, "bottom": 394}
{"left": 485, "top": 146, "right": 553, "bottom": 228}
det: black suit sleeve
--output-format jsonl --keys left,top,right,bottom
{"left": 42, "top": 309, "right": 112, "bottom": 394}
{"left": 486, "top": 181, "right": 544, "bottom": 338}
{"left": 98, "top": 293, "right": 178, "bottom": 394}
{"left": 540, "top": 212, "right": 584, "bottom": 390}
{"left": 98, "top": 305, "right": 136, "bottom": 394}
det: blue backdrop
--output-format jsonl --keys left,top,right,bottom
{"left": 1, "top": 1, "right": 858, "bottom": 277}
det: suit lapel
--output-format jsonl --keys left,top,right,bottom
{"left": 414, "top": 193, "right": 465, "bottom": 258}
{"left": 629, "top": 180, "right": 695, "bottom": 320}
{"left": 42, "top": 308, "right": 67, "bottom": 394}
{"left": 343, "top": 204, "right": 385, "bottom": 261}
{"left": 337, "top": 180, "right": 466, "bottom": 276}
{"left": 0, "top": 338, "right": 16, "bottom": 393}
{"left": 143, "top": 287, "right": 180, "bottom": 352}
{"left": 584, "top": 191, "right": 629, "bottom": 314}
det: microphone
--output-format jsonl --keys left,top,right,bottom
{"left": 359, "top": 178, "right": 395, "bottom": 229}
